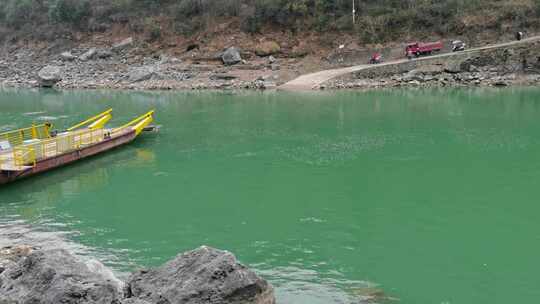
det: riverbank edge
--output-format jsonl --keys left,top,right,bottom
{"left": 7, "top": 37, "right": 540, "bottom": 92}
{"left": 3, "top": 77, "right": 539, "bottom": 92}
{"left": 321, "top": 40, "right": 540, "bottom": 90}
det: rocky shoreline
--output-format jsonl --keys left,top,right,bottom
{"left": 0, "top": 38, "right": 300, "bottom": 91}
{"left": 0, "top": 244, "right": 275, "bottom": 304}
{"left": 323, "top": 41, "right": 540, "bottom": 90}
{"left": 324, "top": 67, "right": 540, "bottom": 90}
{"left": 4, "top": 37, "right": 540, "bottom": 92}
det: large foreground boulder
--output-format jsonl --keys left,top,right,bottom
{"left": 0, "top": 244, "right": 274, "bottom": 304}
{"left": 37, "top": 65, "right": 62, "bottom": 87}
{"left": 221, "top": 47, "right": 242, "bottom": 65}
{"left": 126, "top": 246, "right": 275, "bottom": 304}
{"left": 0, "top": 246, "right": 123, "bottom": 304}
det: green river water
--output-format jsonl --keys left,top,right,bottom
{"left": 1, "top": 88, "right": 540, "bottom": 304}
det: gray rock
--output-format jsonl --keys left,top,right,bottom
{"left": 263, "top": 82, "right": 277, "bottom": 89}
{"left": 121, "top": 299, "right": 152, "bottom": 304}
{"left": 59, "top": 51, "right": 77, "bottom": 61}
{"left": 37, "top": 65, "right": 62, "bottom": 87}
{"left": 80, "top": 48, "right": 97, "bottom": 61}
{"left": 469, "top": 64, "right": 480, "bottom": 72}
{"left": 126, "top": 246, "right": 275, "bottom": 304}
{"left": 210, "top": 73, "right": 238, "bottom": 80}
{"left": 0, "top": 248, "right": 123, "bottom": 304}
{"left": 128, "top": 66, "right": 157, "bottom": 82}
{"left": 0, "top": 245, "right": 34, "bottom": 273}
{"left": 112, "top": 37, "right": 134, "bottom": 52}
{"left": 221, "top": 47, "right": 242, "bottom": 66}
{"left": 402, "top": 74, "right": 417, "bottom": 82}
{"left": 96, "top": 49, "right": 113, "bottom": 59}
{"left": 444, "top": 62, "right": 461, "bottom": 74}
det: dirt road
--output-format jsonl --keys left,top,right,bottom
{"left": 279, "top": 36, "right": 540, "bottom": 91}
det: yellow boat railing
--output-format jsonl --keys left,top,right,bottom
{"left": 0, "top": 124, "right": 51, "bottom": 147}
{"left": 0, "top": 109, "right": 154, "bottom": 171}
{"left": 113, "top": 110, "right": 155, "bottom": 136}
{"left": 13, "top": 146, "right": 36, "bottom": 167}
{"left": 3, "top": 128, "right": 105, "bottom": 168}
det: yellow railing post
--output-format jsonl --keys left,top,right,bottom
{"left": 31, "top": 124, "right": 37, "bottom": 139}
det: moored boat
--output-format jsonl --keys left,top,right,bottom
{"left": 0, "top": 109, "right": 155, "bottom": 185}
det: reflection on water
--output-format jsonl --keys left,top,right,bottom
{"left": 259, "top": 265, "right": 390, "bottom": 304}
{"left": 2, "top": 147, "right": 156, "bottom": 217}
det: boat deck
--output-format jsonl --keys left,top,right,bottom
{"left": 0, "top": 109, "right": 155, "bottom": 184}
{"left": 0, "top": 128, "right": 110, "bottom": 172}
{"left": 0, "top": 151, "right": 31, "bottom": 171}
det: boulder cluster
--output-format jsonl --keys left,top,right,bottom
{"left": 0, "top": 245, "right": 275, "bottom": 304}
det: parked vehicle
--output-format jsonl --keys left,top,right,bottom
{"left": 516, "top": 31, "right": 524, "bottom": 41}
{"left": 405, "top": 41, "right": 443, "bottom": 58}
{"left": 369, "top": 53, "right": 383, "bottom": 64}
{"left": 451, "top": 40, "right": 466, "bottom": 52}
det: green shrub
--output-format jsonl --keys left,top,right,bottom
{"left": 49, "top": 0, "right": 92, "bottom": 25}
{"left": 0, "top": 0, "right": 537, "bottom": 42}
{"left": 3, "top": 0, "right": 34, "bottom": 29}
{"left": 174, "top": 0, "right": 205, "bottom": 19}
{"left": 145, "top": 18, "right": 162, "bottom": 41}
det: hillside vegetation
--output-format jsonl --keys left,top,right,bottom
{"left": 1, "top": 0, "right": 540, "bottom": 45}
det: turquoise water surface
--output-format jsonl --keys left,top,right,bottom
{"left": 2, "top": 88, "right": 540, "bottom": 304}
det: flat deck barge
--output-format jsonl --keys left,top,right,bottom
{"left": 0, "top": 109, "right": 154, "bottom": 185}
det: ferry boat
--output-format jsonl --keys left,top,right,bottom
{"left": 0, "top": 109, "right": 155, "bottom": 185}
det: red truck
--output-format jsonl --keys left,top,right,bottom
{"left": 405, "top": 41, "right": 443, "bottom": 58}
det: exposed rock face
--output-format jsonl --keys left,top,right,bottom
{"left": 128, "top": 66, "right": 158, "bottom": 82}
{"left": 37, "top": 65, "right": 62, "bottom": 87}
{"left": 0, "top": 247, "right": 123, "bottom": 304}
{"left": 112, "top": 37, "right": 134, "bottom": 52}
{"left": 126, "top": 246, "right": 275, "bottom": 304}
{"left": 80, "top": 48, "right": 97, "bottom": 61}
{"left": 221, "top": 47, "right": 242, "bottom": 65}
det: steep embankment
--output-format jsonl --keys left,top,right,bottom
{"left": 1, "top": 0, "right": 540, "bottom": 90}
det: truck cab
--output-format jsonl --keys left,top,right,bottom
{"left": 405, "top": 43, "right": 420, "bottom": 58}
